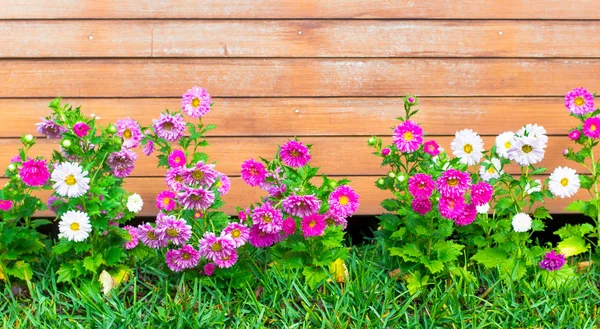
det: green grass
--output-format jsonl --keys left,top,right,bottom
{"left": 2, "top": 243, "right": 599, "bottom": 329}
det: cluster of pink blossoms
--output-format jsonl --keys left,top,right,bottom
{"left": 565, "top": 87, "right": 600, "bottom": 140}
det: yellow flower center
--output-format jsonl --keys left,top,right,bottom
{"left": 163, "top": 198, "right": 171, "bottom": 205}
{"left": 574, "top": 96, "right": 585, "bottom": 106}
{"left": 403, "top": 131, "right": 414, "bottom": 141}
{"left": 463, "top": 144, "right": 473, "bottom": 154}
{"left": 560, "top": 178, "right": 569, "bottom": 187}
{"left": 182, "top": 253, "right": 191, "bottom": 260}
{"left": 175, "top": 157, "right": 181, "bottom": 163}
{"left": 487, "top": 167, "right": 496, "bottom": 174}
{"left": 522, "top": 145, "right": 533, "bottom": 153}
{"left": 166, "top": 228, "right": 179, "bottom": 237}
{"left": 216, "top": 180, "right": 223, "bottom": 188}
{"left": 447, "top": 178, "right": 459, "bottom": 186}
{"left": 448, "top": 201, "right": 455, "bottom": 209}
{"left": 162, "top": 122, "right": 173, "bottom": 130}
{"left": 190, "top": 195, "right": 200, "bottom": 201}
{"left": 504, "top": 141, "right": 511, "bottom": 149}
{"left": 70, "top": 222, "right": 80, "bottom": 231}
{"left": 231, "top": 229, "right": 241, "bottom": 238}
{"left": 263, "top": 215, "right": 272, "bottom": 223}
{"left": 339, "top": 195, "right": 349, "bottom": 205}
{"left": 192, "top": 98, "right": 200, "bottom": 108}
{"left": 309, "top": 220, "right": 316, "bottom": 228}
{"left": 591, "top": 125, "right": 597, "bottom": 132}
{"left": 147, "top": 231, "right": 156, "bottom": 240}
{"left": 175, "top": 175, "right": 184, "bottom": 182}
{"left": 123, "top": 129, "right": 132, "bottom": 139}
{"left": 65, "top": 174, "right": 77, "bottom": 186}
{"left": 222, "top": 255, "right": 230, "bottom": 261}
{"left": 210, "top": 243, "right": 222, "bottom": 252}
{"left": 291, "top": 150, "right": 300, "bottom": 157}
{"left": 192, "top": 170, "right": 205, "bottom": 181}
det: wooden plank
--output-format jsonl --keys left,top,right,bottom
{"left": 1, "top": 0, "right": 599, "bottom": 19}
{"left": 4, "top": 176, "right": 584, "bottom": 217}
{"left": 2, "top": 21, "right": 600, "bottom": 58}
{"left": 1, "top": 59, "right": 599, "bottom": 97}
{"left": 0, "top": 136, "right": 586, "bottom": 178}
{"left": 0, "top": 97, "right": 578, "bottom": 138}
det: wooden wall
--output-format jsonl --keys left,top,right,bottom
{"left": 1, "top": 0, "right": 599, "bottom": 216}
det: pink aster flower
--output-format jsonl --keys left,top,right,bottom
{"left": 166, "top": 244, "right": 201, "bottom": 272}
{"left": 381, "top": 148, "right": 391, "bottom": 156}
{"left": 282, "top": 194, "right": 321, "bottom": 218}
{"left": 203, "top": 263, "right": 215, "bottom": 276}
{"left": 454, "top": 203, "right": 477, "bottom": 226}
{"left": 182, "top": 86, "right": 211, "bottom": 118}
{"left": 143, "top": 140, "right": 155, "bottom": 156}
{"left": 0, "top": 200, "right": 13, "bottom": 211}
{"left": 168, "top": 150, "right": 187, "bottom": 168}
{"left": 178, "top": 186, "right": 215, "bottom": 211}
{"left": 248, "top": 224, "right": 281, "bottom": 248}
{"left": 123, "top": 225, "right": 139, "bottom": 249}
{"left": 252, "top": 203, "right": 283, "bottom": 234}
{"left": 115, "top": 118, "right": 143, "bottom": 149}
{"left": 214, "top": 249, "right": 239, "bottom": 269}
{"left": 107, "top": 149, "right": 138, "bottom": 178}
{"left": 73, "top": 122, "right": 91, "bottom": 138}
{"left": 412, "top": 198, "right": 432, "bottom": 215}
{"left": 216, "top": 173, "right": 231, "bottom": 195}
{"left": 156, "top": 215, "right": 192, "bottom": 245}
{"left": 19, "top": 159, "right": 50, "bottom": 187}
{"left": 324, "top": 209, "right": 348, "bottom": 229}
{"left": 136, "top": 223, "right": 168, "bottom": 249}
{"left": 583, "top": 117, "right": 600, "bottom": 139}
{"left": 165, "top": 167, "right": 186, "bottom": 191}
{"left": 266, "top": 184, "right": 286, "bottom": 199}
{"left": 156, "top": 190, "right": 177, "bottom": 211}
{"left": 568, "top": 129, "right": 581, "bottom": 141}
{"left": 184, "top": 161, "right": 218, "bottom": 187}
{"left": 393, "top": 120, "right": 423, "bottom": 153}
{"left": 165, "top": 249, "right": 183, "bottom": 272}
{"left": 301, "top": 214, "right": 327, "bottom": 238}
{"left": 221, "top": 223, "right": 250, "bottom": 248}
{"left": 10, "top": 155, "right": 22, "bottom": 163}
{"left": 241, "top": 159, "right": 268, "bottom": 187}
{"left": 438, "top": 196, "right": 466, "bottom": 220}
{"left": 152, "top": 112, "right": 186, "bottom": 142}
{"left": 470, "top": 182, "right": 493, "bottom": 206}
{"left": 280, "top": 140, "right": 311, "bottom": 168}
{"left": 423, "top": 140, "right": 440, "bottom": 157}
{"left": 408, "top": 174, "right": 435, "bottom": 199}
{"left": 329, "top": 185, "right": 360, "bottom": 218}
{"left": 282, "top": 217, "right": 297, "bottom": 235}
{"left": 199, "top": 232, "right": 235, "bottom": 261}
{"left": 238, "top": 210, "right": 248, "bottom": 222}
{"left": 539, "top": 250, "right": 566, "bottom": 271}
{"left": 36, "top": 118, "right": 67, "bottom": 139}
{"left": 436, "top": 169, "right": 471, "bottom": 198}
{"left": 565, "top": 87, "right": 594, "bottom": 116}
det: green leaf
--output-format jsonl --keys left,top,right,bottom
{"left": 320, "top": 226, "right": 345, "bottom": 250}
{"left": 421, "top": 257, "right": 444, "bottom": 274}
{"left": 389, "top": 243, "right": 422, "bottom": 262}
{"left": 52, "top": 240, "right": 73, "bottom": 255}
{"left": 530, "top": 167, "right": 547, "bottom": 175}
{"left": 433, "top": 241, "right": 464, "bottom": 263}
{"left": 566, "top": 200, "right": 588, "bottom": 213}
{"left": 406, "top": 272, "right": 429, "bottom": 295}
{"left": 56, "top": 264, "right": 75, "bottom": 283}
{"left": 302, "top": 266, "right": 329, "bottom": 289}
{"left": 83, "top": 253, "right": 105, "bottom": 273}
{"left": 533, "top": 206, "right": 551, "bottom": 220}
{"left": 5, "top": 261, "right": 33, "bottom": 281}
{"left": 104, "top": 246, "right": 124, "bottom": 266}
{"left": 390, "top": 227, "right": 406, "bottom": 240}
{"left": 381, "top": 199, "right": 402, "bottom": 212}
{"left": 557, "top": 236, "right": 588, "bottom": 257}
{"left": 74, "top": 243, "right": 93, "bottom": 253}
{"left": 541, "top": 266, "right": 576, "bottom": 289}
{"left": 377, "top": 213, "right": 400, "bottom": 231}
{"left": 495, "top": 198, "right": 513, "bottom": 211}
{"left": 579, "top": 175, "right": 594, "bottom": 189}
{"left": 471, "top": 248, "right": 509, "bottom": 268}
{"left": 30, "top": 219, "right": 52, "bottom": 228}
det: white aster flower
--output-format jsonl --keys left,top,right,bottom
{"left": 517, "top": 123, "right": 548, "bottom": 147}
{"left": 450, "top": 129, "right": 484, "bottom": 166}
{"left": 476, "top": 203, "right": 490, "bottom": 214}
{"left": 507, "top": 135, "right": 545, "bottom": 166}
{"left": 479, "top": 158, "right": 503, "bottom": 181}
{"left": 51, "top": 162, "right": 90, "bottom": 198}
{"left": 495, "top": 131, "right": 515, "bottom": 158}
{"left": 58, "top": 210, "right": 92, "bottom": 242}
{"left": 548, "top": 166, "right": 580, "bottom": 198}
{"left": 126, "top": 193, "right": 144, "bottom": 213}
{"left": 512, "top": 213, "right": 532, "bottom": 232}
{"left": 524, "top": 179, "right": 542, "bottom": 195}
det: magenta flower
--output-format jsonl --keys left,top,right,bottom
{"left": 143, "top": 140, "right": 155, "bottom": 156}
{"left": 203, "top": 263, "right": 215, "bottom": 276}
{"left": 36, "top": 118, "right": 67, "bottom": 139}
{"left": 301, "top": 214, "right": 327, "bottom": 238}
{"left": 329, "top": 185, "right": 360, "bottom": 218}
{"left": 282, "top": 194, "right": 321, "bottom": 218}
{"left": 568, "top": 129, "right": 581, "bottom": 141}
{"left": 438, "top": 196, "right": 466, "bottom": 220}
{"left": 107, "top": 149, "right": 138, "bottom": 178}
{"left": 182, "top": 86, "right": 211, "bottom": 118}
{"left": 393, "top": 120, "right": 423, "bottom": 153}
{"left": 177, "top": 186, "right": 215, "bottom": 211}
{"left": 156, "top": 190, "right": 177, "bottom": 211}
{"left": 156, "top": 215, "right": 192, "bottom": 245}
{"left": 221, "top": 223, "right": 250, "bottom": 248}
{"left": 199, "top": 232, "right": 235, "bottom": 261}
{"left": 115, "top": 118, "right": 143, "bottom": 149}
{"left": 282, "top": 217, "right": 297, "bottom": 235}
{"left": 166, "top": 244, "right": 201, "bottom": 272}
{"left": 454, "top": 203, "right": 477, "bottom": 226}
{"left": 565, "top": 87, "right": 594, "bottom": 116}
{"left": 381, "top": 148, "right": 391, "bottom": 156}
{"left": 241, "top": 159, "right": 268, "bottom": 187}
{"left": 184, "top": 161, "right": 218, "bottom": 187}
{"left": 0, "top": 200, "right": 13, "bottom": 211}
{"left": 168, "top": 150, "right": 187, "bottom": 168}
{"left": 216, "top": 173, "right": 231, "bottom": 195}
{"left": 152, "top": 112, "right": 186, "bottom": 142}
{"left": 470, "top": 182, "right": 493, "bottom": 206}
{"left": 214, "top": 249, "right": 239, "bottom": 268}
{"left": 123, "top": 225, "right": 139, "bottom": 249}
{"left": 19, "top": 159, "right": 50, "bottom": 187}
{"left": 194, "top": 211, "right": 203, "bottom": 219}
{"left": 325, "top": 210, "right": 348, "bottom": 229}
{"left": 539, "top": 250, "right": 566, "bottom": 271}
{"left": 136, "top": 223, "right": 168, "bottom": 249}
{"left": 436, "top": 169, "right": 471, "bottom": 198}
{"left": 10, "top": 155, "right": 22, "bottom": 163}
{"left": 280, "top": 140, "right": 311, "bottom": 168}
{"left": 408, "top": 174, "right": 435, "bottom": 199}
{"left": 583, "top": 117, "right": 600, "bottom": 139}
{"left": 238, "top": 210, "right": 247, "bottom": 222}
{"left": 73, "top": 122, "right": 91, "bottom": 138}
{"left": 248, "top": 224, "right": 281, "bottom": 248}
{"left": 423, "top": 140, "right": 440, "bottom": 157}
{"left": 252, "top": 203, "right": 283, "bottom": 234}
{"left": 412, "top": 198, "right": 432, "bottom": 215}
{"left": 165, "top": 167, "right": 186, "bottom": 191}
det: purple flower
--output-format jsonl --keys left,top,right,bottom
{"left": 0, "top": 200, "right": 13, "bottom": 211}
{"left": 216, "top": 173, "right": 231, "bottom": 195}
{"left": 280, "top": 140, "right": 311, "bottom": 168}
{"left": 539, "top": 250, "right": 566, "bottom": 271}
{"left": 248, "top": 224, "right": 281, "bottom": 248}
{"left": 583, "top": 117, "right": 600, "bottom": 139}
{"left": 152, "top": 112, "right": 186, "bottom": 142}
{"left": 165, "top": 167, "right": 186, "bottom": 191}
{"left": 381, "top": 148, "right": 391, "bottom": 156}
{"left": 123, "top": 225, "right": 139, "bottom": 249}
{"left": 565, "top": 87, "right": 594, "bottom": 116}
{"left": 423, "top": 140, "right": 440, "bottom": 157}
{"left": 436, "top": 169, "right": 471, "bottom": 198}
{"left": 282, "top": 217, "right": 297, "bottom": 235}
{"left": 252, "top": 203, "right": 283, "bottom": 234}
{"left": 184, "top": 161, "right": 218, "bottom": 187}
{"left": 470, "top": 182, "right": 493, "bottom": 206}
{"left": 115, "top": 118, "right": 143, "bottom": 149}
{"left": 166, "top": 244, "right": 201, "bottom": 272}
{"left": 393, "top": 120, "right": 423, "bottom": 153}
{"left": 198, "top": 232, "right": 235, "bottom": 261}
{"left": 143, "top": 140, "right": 155, "bottom": 156}
{"left": 241, "top": 159, "right": 268, "bottom": 187}
{"left": 156, "top": 190, "right": 177, "bottom": 211}
{"left": 438, "top": 196, "right": 466, "bottom": 220}
{"left": 412, "top": 198, "right": 432, "bottom": 215}
{"left": 408, "top": 174, "right": 435, "bottom": 199}
{"left": 136, "top": 223, "right": 168, "bottom": 249}
{"left": 454, "top": 203, "right": 477, "bottom": 226}
{"left": 329, "top": 185, "right": 360, "bottom": 218}
{"left": 181, "top": 86, "right": 211, "bottom": 118}
{"left": 325, "top": 210, "right": 348, "bottom": 229}
{"left": 203, "top": 263, "right": 215, "bottom": 276}
{"left": 214, "top": 249, "right": 239, "bottom": 268}
{"left": 568, "top": 129, "right": 581, "bottom": 141}
{"left": 73, "top": 122, "right": 91, "bottom": 138}
{"left": 221, "top": 223, "right": 250, "bottom": 248}
{"left": 282, "top": 194, "right": 321, "bottom": 218}
{"left": 168, "top": 150, "right": 187, "bottom": 168}
{"left": 177, "top": 186, "right": 215, "bottom": 211}
{"left": 301, "top": 214, "right": 327, "bottom": 238}
{"left": 107, "top": 149, "right": 138, "bottom": 178}
{"left": 19, "top": 159, "right": 50, "bottom": 187}
{"left": 238, "top": 210, "right": 248, "bottom": 222}
{"left": 155, "top": 215, "right": 192, "bottom": 245}
{"left": 36, "top": 118, "right": 67, "bottom": 139}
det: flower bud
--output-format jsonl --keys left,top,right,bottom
{"left": 368, "top": 136, "right": 377, "bottom": 146}
{"left": 7, "top": 163, "right": 16, "bottom": 172}
{"left": 388, "top": 172, "right": 396, "bottom": 178}
{"left": 329, "top": 180, "right": 337, "bottom": 188}
{"left": 563, "top": 148, "right": 569, "bottom": 156}
{"left": 62, "top": 139, "right": 72, "bottom": 148}
{"left": 396, "top": 174, "right": 406, "bottom": 182}
{"left": 377, "top": 178, "right": 385, "bottom": 185}
{"left": 25, "top": 134, "right": 34, "bottom": 142}
{"left": 108, "top": 125, "right": 117, "bottom": 133}
{"left": 381, "top": 148, "right": 391, "bottom": 157}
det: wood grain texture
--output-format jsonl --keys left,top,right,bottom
{"left": 1, "top": 0, "right": 599, "bottom": 19}
{"left": 2, "top": 21, "right": 599, "bottom": 58}
{"left": 0, "top": 97, "right": 577, "bottom": 138}
{"left": 0, "top": 136, "right": 584, "bottom": 177}
{"left": 1, "top": 59, "right": 599, "bottom": 97}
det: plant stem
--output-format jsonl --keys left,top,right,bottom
{"left": 589, "top": 144, "right": 600, "bottom": 244}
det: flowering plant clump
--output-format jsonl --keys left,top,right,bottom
{"left": 239, "top": 139, "right": 359, "bottom": 288}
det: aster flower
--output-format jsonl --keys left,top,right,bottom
{"left": 479, "top": 158, "right": 503, "bottom": 181}
{"left": 412, "top": 198, "right": 432, "bottom": 215}
{"left": 156, "top": 190, "right": 177, "bottom": 211}
{"left": 115, "top": 118, "right": 143, "bottom": 149}
{"left": 252, "top": 203, "right": 283, "bottom": 234}
{"left": 517, "top": 124, "right": 548, "bottom": 146}
{"left": 539, "top": 250, "right": 566, "bottom": 271}
{"left": 214, "top": 249, "right": 239, "bottom": 268}
{"left": 184, "top": 161, "right": 218, "bottom": 187}
{"left": 51, "top": 162, "right": 90, "bottom": 197}
{"left": 216, "top": 173, "right": 231, "bottom": 195}
{"left": 495, "top": 132, "right": 515, "bottom": 158}
{"left": 381, "top": 148, "right": 391, "bottom": 156}
{"left": 123, "top": 225, "right": 139, "bottom": 249}
{"left": 436, "top": 169, "right": 471, "bottom": 198}
{"left": 46, "top": 196, "right": 62, "bottom": 213}
{"left": 240, "top": 159, "right": 268, "bottom": 187}
{"left": 36, "top": 118, "right": 67, "bottom": 139}
{"left": 58, "top": 210, "right": 92, "bottom": 242}
{"left": 143, "top": 140, "right": 155, "bottom": 156}
{"left": 329, "top": 185, "right": 360, "bottom": 217}
{"left": 423, "top": 140, "right": 440, "bottom": 157}
{"left": 512, "top": 213, "right": 532, "bottom": 232}
{"left": 393, "top": 120, "right": 423, "bottom": 153}
{"left": 470, "top": 182, "right": 493, "bottom": 206}
{"left": 168, "top": 150, "right": 187, "bottom": 168}
{"left": 194, "top": 211, "right": 203, "bottom": 219}
{"left": 165, "top": 167, "right": 187, "bottom": 191}
{"left": 203, "top": 263, "right": 215, "bottom": 276}
{"left": 454, "top": 203, "right": 477, "bottom": 226}
{"left": 548, "top": 166, "right": 580, "bottom": 198}
{"left": 152, "top": 112, "right": 186, "bottom": 142}
{"left": 438, "top": 196, "right": 466, "bottom": 220}
{"left": 476, "top": 203, "right": 490, "bottom": 214}
{"left": 136, "top": 223, "right": 169, "bottom": 249}
{"left": 178, "top": 186, "right": 215, "bottom": 211}
{"left": 155, "top": 215, "right": 192, "bottom": 245}
{"left": 166, "top": 244, "right": 201, "bottom": 272}
{"left": 451, "top": 129, "right": 484, "bottom": 166}
{"left": 282, "top": 194, "right": 321, "bottom": 218}
{"left": 301, "top": 214, "right": 327, "bottom": 238}
{"left": 583, "top": 117, "right": 600, "bottom": 139}
{"left": 568, "top": 129, "right": 581, "bottom": 141}
{"left": 525, "top": 179, "right": 543, "bottom": 195}
{"left": 10, "top": 154, "right": 22, "bottom": 163}
{"left": 266, "top": 184, "right": 286, "bottom": 199}
{"left": 408, "top": 174, "right": 435, "bottom": 199}
{"left": 507, "top": 135, "right": 545, "bottom": 166}
{"left": 181, "top": 86, "right": 211, "bottom": 118}
{"left": 282, "top": 217, "right": 297, "bottom": 235}
{"left": 0, "top": 200, "right": 13, "bottom": 211}
{"left": 248, "top": 224, "right": 281, "bottom": 248}
{"left": 126, "top": 193, "right": 144, "bottom": 213}
{"left": 222, "top": 223, "right": 250, "bottom": 248}
{"left": 19, "top": 158, "right": 50, "bottom": 187}
{"left": 199, "top": 232, "right": 235, "bottom": 261}
{"left": 107, "top": 149, "right": 138, "bottom": 178}
{"left": 280, "top": 140, "right": 311, "bottom": 168}
{"left": 565, "top": 87, "right": 594, "bottom": 116}
{"left": 73, "top": 122, "right": 91, "bottom": 138}
{"left": 324, "top": 210, "right": 348, "bottom": 229}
